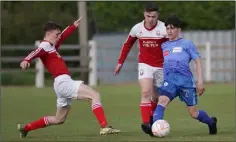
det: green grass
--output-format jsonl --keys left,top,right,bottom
{"left": 2, "top": 83, "right": 235, "bottom": 141}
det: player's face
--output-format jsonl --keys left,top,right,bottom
{"left": 144, "top": 11, "right": 158, "bottom": 26}
{"left": 51, "top": 29, "right": 62, "bottom": 43}
{"left": 47, "top": 29, "right": 61, "bottom": 44}
{"left": 166, "top": 25, "right": 181, "bottom": 40}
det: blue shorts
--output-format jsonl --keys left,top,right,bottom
{"left": 158, "top": 73, "right": 197, "bottom": 106}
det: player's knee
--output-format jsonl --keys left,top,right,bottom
{"left": 141, "top": 90, "right": 151, "bottom": 99}
{"left": 158, "top": 96, "right": 170, "bottom": 107}
{"left": 90, "top": 91, "right": 101, "bottom": 101}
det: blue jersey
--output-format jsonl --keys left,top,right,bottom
{"left": 161, "top": 38, "right": 200, "bottom": 88}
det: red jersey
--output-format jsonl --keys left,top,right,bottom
{"left": 118, "top": 20, "right": 168, "bottom": 67}
{"left": 23, "top": 24, "right": 76, "bottom": 78}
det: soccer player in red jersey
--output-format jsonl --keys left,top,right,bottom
{"left": 18, "top": 17, "right": 120, "bottom": 138}
{"left": 114, "top": 3, "right": 168, "bottom": 136}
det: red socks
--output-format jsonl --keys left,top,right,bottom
{"left": 24, "top": 103, "right": 109, "bottom": 132}
{"left": 140, "top": 102, "right": 151, "bottom": 124}
{"left": 24, "top": 116, "right": 49, "bottom": 132}
{"left": 92, "top": 103, "right": 108, "bottom": 128}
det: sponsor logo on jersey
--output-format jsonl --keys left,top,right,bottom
{"left": 142, "top": 40, "right": 159, "bottom": 48}
{"left": 172, "top": 47, "right": 183, "bottom": 53}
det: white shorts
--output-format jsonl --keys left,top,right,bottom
{"left": 138, "top": 63, "right": 163, "bottom": 87}
{"left": 54, "top": 74, "right": 83, "bottom": 107}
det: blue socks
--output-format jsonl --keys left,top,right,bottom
{"left": 153, "top": 104, "right": 165, "bottom": 123}
{"left": 153, "top": 106, "right": 213, "bottom": 127}
{"left": 196, "top": 110, "right": 213, "bottom": 126}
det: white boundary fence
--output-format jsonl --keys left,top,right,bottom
{"left": 34, "top": 41, "right": 233, "bottom": 88}
{"left": 2, "top": 31, "right": 235, "bottom": 87}
{"left": 205, "top": 42, "right": 211, "bottom": 82}
{"left": 93, "top": 31, "right": 235, "bottom": 84}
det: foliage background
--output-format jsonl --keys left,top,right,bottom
{"left": 1, "top": 1, "right": 235, "bottom": 44}
{"left": 1, "top": 1, "right": 235, "bottom": 85}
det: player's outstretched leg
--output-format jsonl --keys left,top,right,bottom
{"left": 152, "top": 96, "right": 169, "bottom": 123}
{"left": 188, "top": 106, "right": 217, "bottom": 135}
{"left": 17, "top": 106, "right": 70, "bottom": 138}
{"left": 153, "top": 104, "right": 165, "bottom": 122}
{"left": 76, "top": 84, "right": 121, "bottom": 135}
{"left": 17, "top": 116, "right": 50, "bottom": 138}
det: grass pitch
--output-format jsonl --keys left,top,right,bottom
{"left": 2, "top": 83, "right": 235, "bottom": 141}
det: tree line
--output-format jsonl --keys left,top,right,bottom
{"left": 1, "top": 1, "right": 235, "bottom": 44}
{"left": 1, "top": 1, "right": 235, "bottom": 85}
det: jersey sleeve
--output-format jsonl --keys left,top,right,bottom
{"left": 23, "top": 42, "right": 49, "bottom": 63}
{"left": 117, "top": 24, "right": 138, "bottom": 64}
{"left": 161, "top": 22, "right": 169, "bottom": 40}
{"left": 129, "top": 24, "right": 138, "bottom": 37}
{"left": 55, "top": 24, "right": 77, "bottom": 50}
{"left": 187, "top": 40, "right": 200, "bottom": 59}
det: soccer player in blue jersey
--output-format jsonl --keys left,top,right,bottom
{"left": 152, "top": 15, "right": 217, "bottom": 135}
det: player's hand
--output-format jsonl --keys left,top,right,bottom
{"left": 20, "top": 60, "right": 30, "bottom": 70}
{"left": 197, "top": 82, "right": 205, "bottom": 96}
{"left": 114, "top": 63, "right": 123, "bottom": 76}
{"left": 73, "top": 17, "right": 83, "bottom": 27}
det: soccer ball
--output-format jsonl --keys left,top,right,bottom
{"left": 151, "top": 120, "right": 170, "bottom": 137}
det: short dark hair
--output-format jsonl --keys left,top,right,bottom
{"left": 43, "top": 21, "right": 62, "bottom": 32}
{"left": 144, "top": 3, "right": 158, "bottom": 12}
{"left": 165, "top": 15, "right": 182, "bottom": 28}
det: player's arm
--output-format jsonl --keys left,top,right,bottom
{"left": 114, "top": 25, "right": 138, "bottom": 75}
{"left": 118, "top": 35, "right": 137, "bottom": 64}
{"left": 194, "top": 59, "right": 204, "bottom": 90}
{"left": 20, "top": 46, "right": 47, "bottom": 70}
{"left": 188, "top": 41, "right": 205, "bottom": 96}
{"left": 55, "top": 17, "right": 82, "bottom": 49}
{"left": 195, "top": 58, "right": 205, "bottom": 96}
